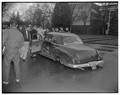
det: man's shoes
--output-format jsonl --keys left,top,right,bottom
{"left": 3, "top": 81, "right": 9, "bottom": 85}
{"left": 16, "top": 82, "right": 21, "bottom": 89}
{"left": 15, "top": 80, "right": 21, "bottom": 88}
{"left": 2, "top": 81, "right": 10, "bottom": 92}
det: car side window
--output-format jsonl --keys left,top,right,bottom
{"left": 52, "top": 36, "right": 63, "bottom": 45}
{"left": 44, "top": 34, "right": 53, "bottom": 42}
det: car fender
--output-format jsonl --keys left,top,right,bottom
{"left": 54, "top": 45, "right": 74, "bottom": 63}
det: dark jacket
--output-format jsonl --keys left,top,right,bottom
{"left": 20, "top": 27, "right": 31, "bottom": 41}
{"left": 29, "top": 29, "right": 38, "bottom": 40}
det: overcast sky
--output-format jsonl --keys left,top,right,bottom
{"left": 3, "top": 3, "right": 55, "bottom": 21}
{"left": 3, "top": 2, "right": 102, "bottom": 21}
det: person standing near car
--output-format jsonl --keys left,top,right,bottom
{"left": 28, "top": 25, "right": 38, "bottom": 40}
{"left": 2, "top": 22, "right": 24, "bottom": 86}
{"left": 37, "top": 26, "right": 46, "bottom": 40}
{"left": 55, "top": 28, "right": 59, "bottom": 32}
{"left": 65, "top": 27, "right": 70, "bottom": 33}
{"left": 19, "top": 25, "right": 31, "bottom": 60}
{"left": 59, "top": 27, "right": 65, "bottom": 32}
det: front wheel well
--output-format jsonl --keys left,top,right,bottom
{"left": 55, "top": 52, "right": 73, "bottom": 64}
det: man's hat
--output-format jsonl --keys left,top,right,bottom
{"left": 28, "top": 24, "right": 32, "bottom": 27}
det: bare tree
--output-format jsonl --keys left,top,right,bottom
{"left": 24, "top": 4, "right": 37, "bottom": 24}
{"left": 24, "top": 3, "right": 54, "bottom": 28}
{"left": 40, "top": 3, "right": 55, "bottom": 28}
{"left": 70, "top": 3, "right": 90, "bottom": 25}
{"left": 101, "top": 2, "right": 118, "bottom": 35}
{"left": 70, "top": 3, "right": 77, "bottom": 23}
{"left": 9, "top": 11, "right": 23, "bottom": 26}
{"left": 2, "top": 2, "right": 14, "bottom": 22}
{"left": 2, "top": 3, "right": 12, "bottom": 16}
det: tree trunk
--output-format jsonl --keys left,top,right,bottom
{"left": 105, "top": 10, "right": 111, "bottom": 35}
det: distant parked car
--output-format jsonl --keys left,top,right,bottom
{"left": 31, "top": 32, "right": 104, "bottom": 70}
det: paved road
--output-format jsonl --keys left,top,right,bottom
{"left": 2, "top": 44, "right": 118, "bottom": 93}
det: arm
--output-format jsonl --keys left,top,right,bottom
{"left": 2, "top": 29, "right": 9, "bottom": 47}
{"left": 28, "top": 31, "right": 31, "bottom": 41}
{"left": 18, "top": 33, "right": 24, "bottom": 49}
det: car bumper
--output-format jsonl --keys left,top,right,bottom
{"left": 66, "top": 60, "right": 104, "bottom": 69}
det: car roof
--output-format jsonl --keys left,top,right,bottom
{"left": 47, "top": 32, "right": 78, "bottom": 37}
{"left": 47, "top": 32, "right": 83, "bottom": 44}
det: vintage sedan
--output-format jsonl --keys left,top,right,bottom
{"left": 31, "top": 32, "right": 104, "bottom": 70}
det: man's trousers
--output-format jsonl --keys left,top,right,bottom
{"left": 3, "top": 51, "right": 20, "bottom": 83}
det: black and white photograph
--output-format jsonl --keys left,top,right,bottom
{"left": 1, "top": 0, "right": 118, "bottom": 93}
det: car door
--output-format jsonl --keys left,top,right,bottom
{"left": 40, "top": 34, "right": 53, "bottom": 58}
{"left": 48, "top": 35, "right": 64, "bottom": 60}
{"left": 31, "top": 33, "right": 43, "bottom": 54}
{"left": 40, "top": 40, "right": 55, "bottom": 59}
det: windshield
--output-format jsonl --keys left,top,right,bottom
{"left": 51, "top": 34, "right": 83, "bottom": 45}
{"left": 63, "top": 35, "right": 83, "bottom": 45}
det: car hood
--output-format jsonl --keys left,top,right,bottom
{"left": 60, "top": 43, "right": 97, "bottom": 60}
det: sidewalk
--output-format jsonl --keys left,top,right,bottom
{"left": 80, "top": 35, "right": 118, "bottom": 46}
